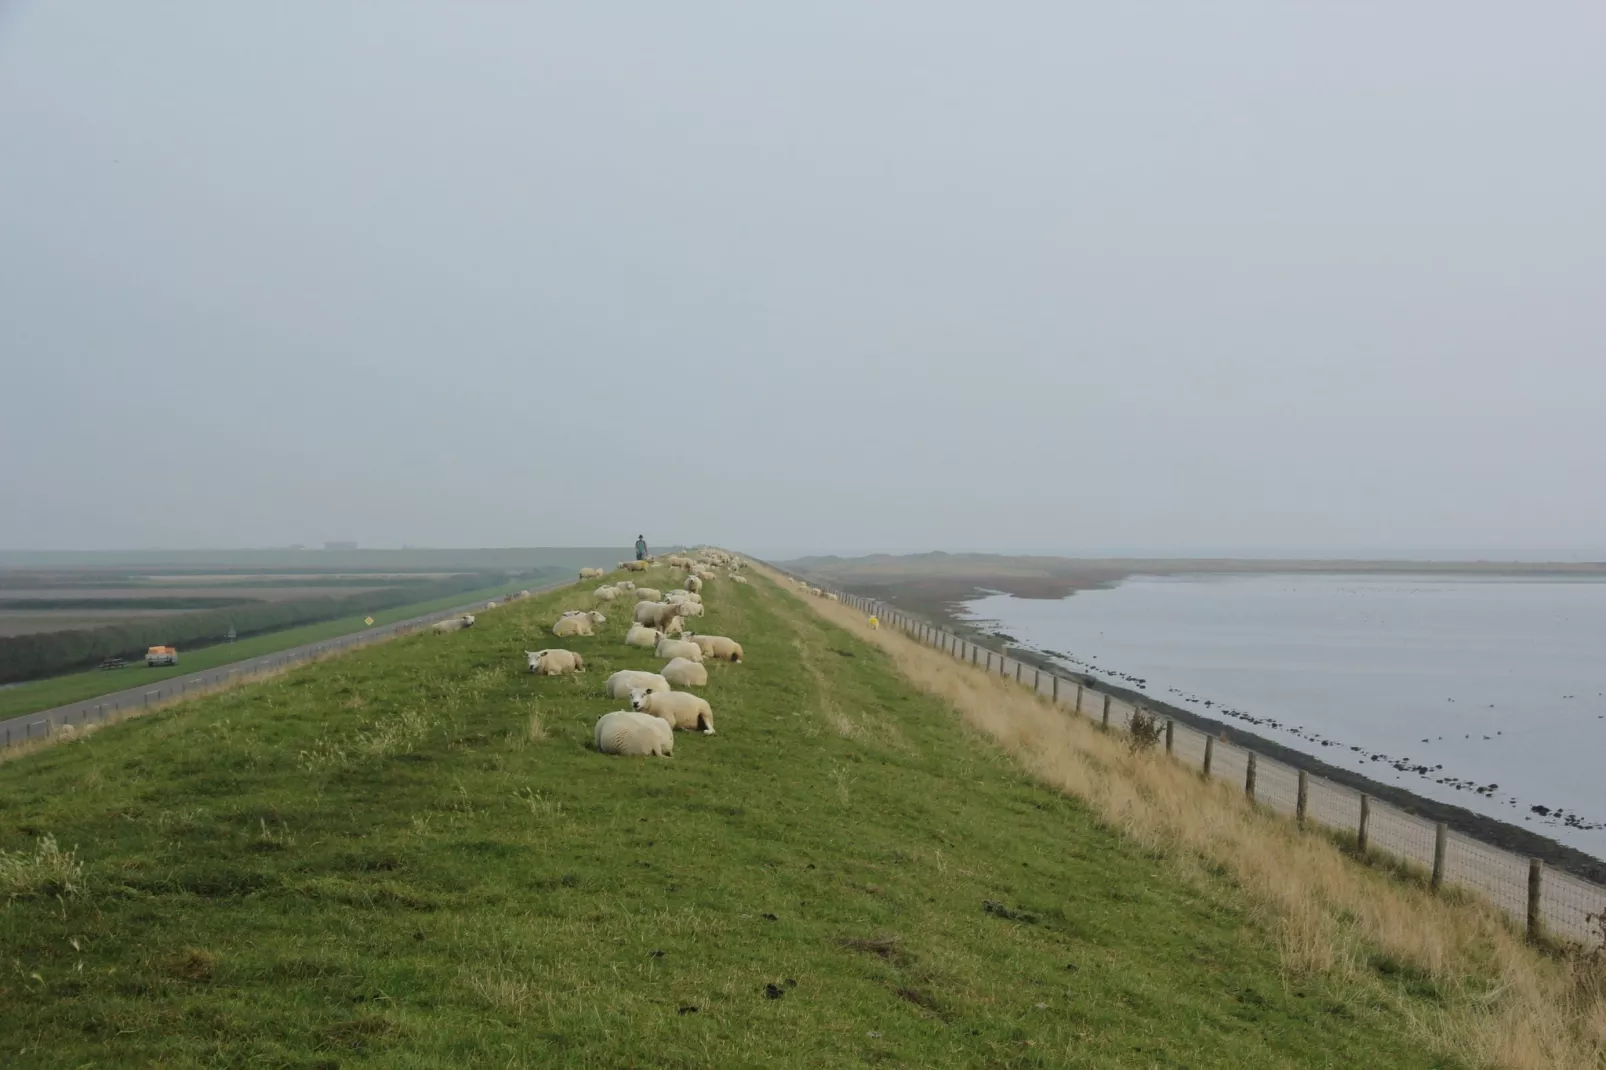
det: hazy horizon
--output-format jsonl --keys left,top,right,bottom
{"left": 5, "top": 3, "right": 1604, "bottom": 553}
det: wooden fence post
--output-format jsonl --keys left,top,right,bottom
{"left": 1203, "top": 735, "right": 1214, "bottom": 777}
{"left": 1245, "top": 752, "right": 1257, "bottom": 800}
{"left": 1165, "top": 718, "right": 1174, "bottom": 754}
{"left": 1358, "top": 795, "right": 1371, "bottom": 855}
{"left": 1527, "top": 859, "right": 1543, "bottom": 942}
{"left": 1296, "top": 770, "right": 1309, "bottom": 827}
{"left": 1052, "top": 676, "right": 1059, "bottom": 703}
{"left": 1033, "top": 668, "right": 1040, "bottom": 692}
{"left": 1432, "top": 823, "right": 1447, "bottom": 891}
{"left": 1101, "top": 695, "right": 1111, "bottom": 731}
{"left": 971, "top": 645, "right": 978, "bottom": 666}
{"left": 1075, "top": 684, "right": 1083, "bottom": 712}
{"left": 985, "top": 652, "right": 992, "bottom": 672}
{"left": 1015, "top": 662, "right": 1022, "bottom": 683}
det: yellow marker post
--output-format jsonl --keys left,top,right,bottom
{"left": 364, "top": 617, "right": 374, "bottom": 626}
{"left": 868, "top": 616, "right": 879, "bottom": 630}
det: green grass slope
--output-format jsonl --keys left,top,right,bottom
{"left": 0, "top": 569, "right": 1454, "bottom": 1068}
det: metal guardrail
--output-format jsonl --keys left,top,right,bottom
{"left": 787, "top": 575, "right": 1606, "bottom": 948}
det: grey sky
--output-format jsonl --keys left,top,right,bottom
{"left": 4, "top": 3, "right": 1603, "bottom": 557}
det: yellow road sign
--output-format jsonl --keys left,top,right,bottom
{"left": 364, "top": 617, "right": 374, "bottom": 626}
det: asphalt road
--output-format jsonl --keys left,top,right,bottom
{"left": 0, "top": 579, "right": 568, "bottom": 749}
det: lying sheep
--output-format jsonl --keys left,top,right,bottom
{"left": 631, "top": 689, "right": 715, "bottom": 734}
{"left": 594, "top": 585, "right": 620, "bottom": 602}
{"left": 485, "top": 600, "right": 501, "bottom": 610}
{"left": 624, "top": 560, "right": 649, "bottom": 572}
{"left": 633, "top": 587, "right": 663, "bottom": 602}
{"left": 553, "top": 614, "right": 594, "bottom": 637}
{"left": 606, "top": 669, "right": 672, "bottom": 699}
{"left": 661, "top": 657, "right": 707, "bottom": 687}
{"left": 625, "top": 623, "right": 664, "bottom": 648}
{"left": 684, "top": 575, "right": 703, "bottom": 593}
{"left": 675, "top": 601, "right": 705, "bottom": 618}
{"left": 687, "top": 633, "right": 743, "bottom": 662}
{"left": 655, "top": 636, "right": 704, "bottom": 662}
{"left": 527, "top": 649, "right": 584, "bottom": 675}
{"left": 562, "top": 609, "right": 607, "bottom": 626}
{"left": 665, "top": 590, "right": 701, "bottom": 605}
{"left": 615, "top": 580, "right": 636, "bottom": 591}
{"left": 594, "top": 710, "right": 674, "bottom": 756}
{"left": 731, "top": 575, "right": 749, "bottom": 584}
{"left": 431, "top": 614, "right": 476, "bottom": 634}
{"left": 579, "top": 567, "right": 605, "bottom": 580}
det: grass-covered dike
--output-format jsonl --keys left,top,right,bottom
{"left": 0, "top": 566, "right": 1459, "bottom": 1066}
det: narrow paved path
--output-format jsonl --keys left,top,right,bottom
{"left": 0, "top": 579, "right": 569, "bottom": 748}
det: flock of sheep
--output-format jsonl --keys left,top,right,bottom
{"left": 437, "top": 549, "right": 749, "bottom": 758}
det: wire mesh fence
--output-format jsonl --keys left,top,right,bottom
{"left": 815, "top": 581, "right": 1606, "bottom": 948}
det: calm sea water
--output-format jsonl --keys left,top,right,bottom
{"left": 962, "top": 574, "right": 1606, "bottom": 861}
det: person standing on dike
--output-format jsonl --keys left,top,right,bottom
{"left": 635, "top": 535, "right": 648, "bottom": 561}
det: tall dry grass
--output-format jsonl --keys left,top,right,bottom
{"left": 766, "top": 568, "right": 1606, "bottom": 1070}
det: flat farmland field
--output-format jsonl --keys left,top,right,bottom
{"left": 0, "top": 549, "right": 632, "bottom": 688}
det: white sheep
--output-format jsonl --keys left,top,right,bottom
{"left": 633, "top": 587, "right": 663, "bottom": 603}
{"left": 615, "top": 580, "right": 636, "bottom": 591}
{"left": 527, "top": 649, "right": 584, "bottom": 675}
{"left": 684, "top": 575, "right": 703, "bottom": 593}
{"left": 687, "top": 634, "right": 743, "bottom": 662}
{"left": 633, "top": 601, "right": 683, "bottom": 628}
{"left": 431, "top": 614, "right": 476, "bottom": 634}
{"left": 731, "top": 575, "right": 749, "bottom": 584}
{"left": 553, "top": 615, "right": 594, "bottom": 638}
{"left": 594, "top": 710, "right": 674, "bottom": 756}
{"left": 655, "top": 637, "right": 704, "bottom": 662}
{"left": 623, "top": 560, "right": 649, "bottom": 572}
{"left": 675, "top": 601, "right": 705, "bottom": 618}
{"left": 661, "top": 657, "right": 707, "bottom": 687}
{"left": 631, "top": 688, "right": 715, "bottom": 734}
{"left": 625, "top": 623, "right": 664, "bottom": 648}
{"left": 665, "top": 590, "right": 702, "bottom": 605}
{"left": 594, "top": 585, "right": 620, "bottom": 602}
{"left": 606, "top": 669, "right": 672, "bottom": 699}
{"left": 579, "top": 567, "right": 605, "bottom": 580}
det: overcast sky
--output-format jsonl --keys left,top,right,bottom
{"left": 3, "top": 3, "right": 1603, "bottom": 558}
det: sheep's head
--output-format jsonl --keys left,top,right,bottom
{"left": 629, "top": 687, "right": 651, "bottom": 711}
{"left": 525, "top": 650, "right": 543, "bottom": 671}
{"left": 462, "top": 614, "right": 476, "bottom": 626}
{"left": 589, "top": 611, "right": 606, "bottom": 624}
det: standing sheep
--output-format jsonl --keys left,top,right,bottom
{"left": 579, "top": 567, "right": 605, "bottom": 580}
{"left": 633, "top": 588, "right": 663, "bottom": 603}
{"left": 527, "top": 649, "right": 584, "bottom": 675}
{"left": 633, "top": 602, "right": 683, "bottom": 628}
{"left": 661, "top": 657, "right": 707, "bottom": 687}
{"left": 594, "top": 585, "right": 621, "bottom": 601}
{"left": 606, "top": 669, "right": 672, "bottom": 699}
{"left": 684, "top": 575, "right": 703, "bottom": 593}
{"left": 631, "top": 689, "right": 715, "bottom": 734}
{"left": 616, "top": 580, "right": 636, "bottom": 591}
{"left": 594, "top": 711, "right": 674, "bottom": 756}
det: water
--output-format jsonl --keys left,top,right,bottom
{"left": 962, "top": 574, "right": 1606, "bottom": 861}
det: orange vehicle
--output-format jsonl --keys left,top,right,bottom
{"left": 145, "top": 645, "right": 178, "bottom": 667}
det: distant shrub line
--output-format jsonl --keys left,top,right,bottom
{"left": 0, "top": 597, "right": 263, "bottom": 611}
{"left": 0, "top": 572, "right": 530, "bottom": 684}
